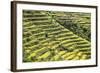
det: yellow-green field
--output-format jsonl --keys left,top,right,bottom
{"left": 23, "top": 10, "right": 91, "bottom": 62}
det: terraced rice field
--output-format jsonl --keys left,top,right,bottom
{"left": 23, "top": 10, "right": 91, "bottom": 62}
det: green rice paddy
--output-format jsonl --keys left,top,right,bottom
{"left": 23, "top": 10, "right": 91, "bottom": 62}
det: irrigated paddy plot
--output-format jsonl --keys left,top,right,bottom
{"left": 23, "top": 10, "right": 91, "bottom": 62}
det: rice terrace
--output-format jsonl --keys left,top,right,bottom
{"left": 23, "top": 10, "right": 91, "bottom": 62}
